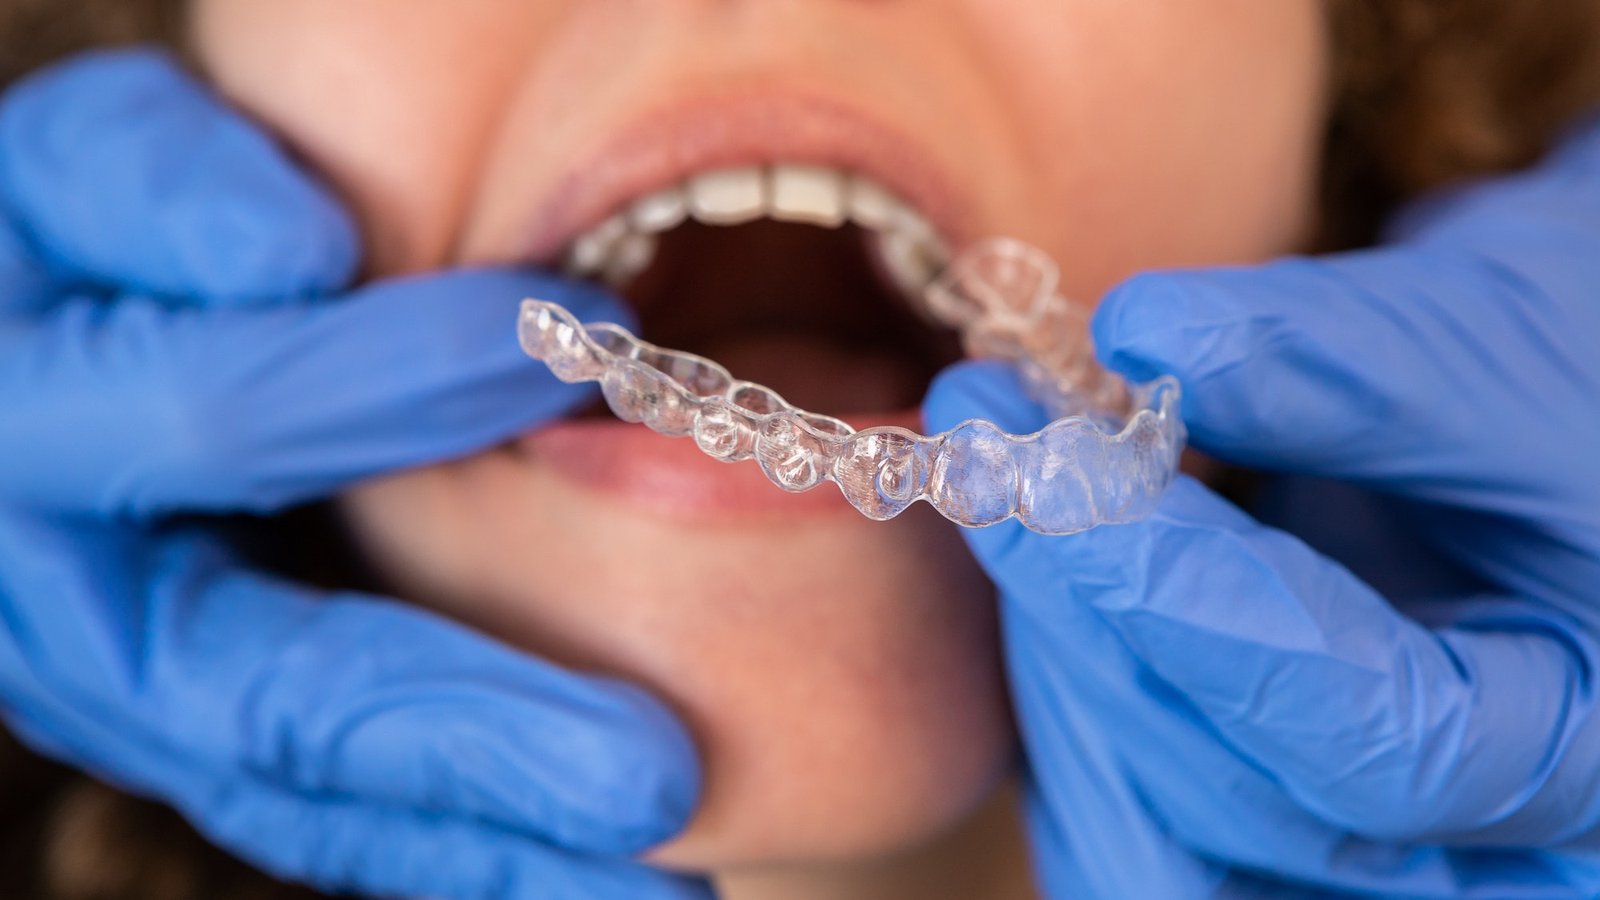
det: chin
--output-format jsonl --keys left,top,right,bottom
{"left": 340, "top": 441, "right": 1014, "bottom": 870}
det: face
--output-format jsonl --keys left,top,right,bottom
{"left": 192, "top": 0, "right": 1327, "bottom": 871}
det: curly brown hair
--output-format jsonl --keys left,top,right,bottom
{"left": 2, "top": 2, "right": 1599, "bottom": 898}
{"left": 1321, "top": 2, "right": 1600, "bottom": 244}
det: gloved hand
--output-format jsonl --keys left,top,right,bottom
{"left": 926, "top": 114, "right": 1600, "bottom": 898}
{"left": 0, "top": 50, "right": 707, "bottom": 899}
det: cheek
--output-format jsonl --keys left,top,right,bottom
{"left": 189, "top": 0, "right": 551, "bottom": 273}
{"left": 340, "top": 450, "right": 1014, "bottom": 868}
{"left": 955, "top": 0, "right": 1329, "bottom": 297}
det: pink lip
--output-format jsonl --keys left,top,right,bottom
{"left": 520, "top": 409, "right": 924, "bottom": 523}
{"left": 523, "top": 89, "right": 974, "bottom": 273}
{"left": 515, "top": 88, "right": 966, "bottom": 522}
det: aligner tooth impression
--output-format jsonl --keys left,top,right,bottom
{"left": 523, "top": 226, "right": 1184, "bottom": 534}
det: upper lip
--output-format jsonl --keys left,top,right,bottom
{"left": 522, "top": 88, "right": 974, "bottom": 264}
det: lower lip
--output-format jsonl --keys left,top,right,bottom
{"left": 518, "top": 409, "right": 924, "bottom": 521}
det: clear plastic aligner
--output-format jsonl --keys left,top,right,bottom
{"left": 518, "top": 238, "right": 1184, "bottom": 534}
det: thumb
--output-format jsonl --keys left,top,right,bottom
{"left": 990, "top": 475, "right": 1600, "bottom": 843}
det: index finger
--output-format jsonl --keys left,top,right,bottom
{"left": 1091, "top": 122, "right": 1600, "bottom": 508}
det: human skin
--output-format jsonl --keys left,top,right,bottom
{"left": 189, "top": 0, "right": 1328, "bottom": 888}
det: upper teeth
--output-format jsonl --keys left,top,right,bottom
{"left": 562, "top": 164, "right": 949, "bottom": 299}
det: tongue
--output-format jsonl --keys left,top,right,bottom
{"left": 705, "top": 332, "right": 927, "bottom": 414}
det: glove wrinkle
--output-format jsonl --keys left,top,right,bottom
{"left": 922, "top": 332, "right": 1600, "bottom": 894}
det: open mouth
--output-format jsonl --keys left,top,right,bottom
{"left": 518, "top": 151, "right": 1184, "bottom": 526}
{"left": 513, "top": 94, "right": 980, "bottom": 517}
{"left": 555, "top": 163, "right": 962, "bottom": 419}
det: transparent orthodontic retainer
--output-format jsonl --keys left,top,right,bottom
{"left": 518, "top": 237, "right": 1184, "bottom": 534}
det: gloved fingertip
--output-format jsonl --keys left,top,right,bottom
{"left": 195, "top": 176, "right": 360, "bottom": 304}
{"left": 1, "top": 48, "right": 359, "bottom": 302}
{"left": 349, "top": 267, "right": 634, "bottom": 395}
{"left": 965, "top": 477, "right": 1245, "bottom": 619}
{"left": 182, "top": 268, "right": 633, "bottom": 507}
{"left": 532, "top": 675, "right": 704, "bottom": 853}
{"left": 922, "top": 359, "right": 1049, "bottom": 437}
{"left": 333, "top": 658, "right": 699, "bottom": 854}
{"left": 1092, "top": 270, "right": 1250, "bottom": 383}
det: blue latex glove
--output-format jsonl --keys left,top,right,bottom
{"left": 926, "top": 114, "right": 1600, "bottom": 898}
{"left": 0, "top": 50, "right": 707, "bottom": 899}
